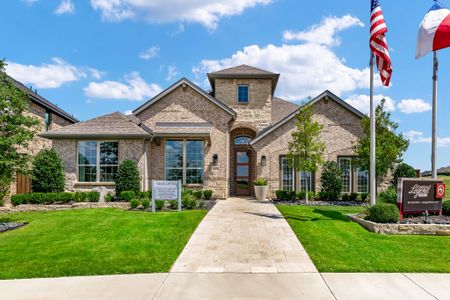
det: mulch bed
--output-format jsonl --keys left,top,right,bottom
{"left": 401, "top": 214, "right": 450, "bottom": 225}
{"left": 0, "top": 222, "right": 27, "bottom": 233}
{"left": 272, "top": 200, "right": 368, "bottom": 207}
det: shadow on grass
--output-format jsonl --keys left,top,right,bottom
{"left": 0, "top": 217, "right": 13, "bottom": 223}
{"left": 282, "top": 209, "right": 351, "bottom": 223}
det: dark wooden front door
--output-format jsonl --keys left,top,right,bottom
{"left": 235, "top": 150, "right": 251, "bottom": 196}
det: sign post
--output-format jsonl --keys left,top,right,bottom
{"left": 151, "top": 180, "right": 182, "bottom": 212}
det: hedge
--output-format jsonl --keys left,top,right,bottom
{"left": 443, "top": 200, "right": 450, "bottom": 216}
{"left": 11, "top": 191, "right": 100, "bottom": 206}
{"left": 367, "top": 203, "right": 400, "bottom": 223}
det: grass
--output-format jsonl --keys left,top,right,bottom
{"left": 277, "top": 205, "right": 450, "bottom": 273}
{"left": 0, "top": 208, "right": 206, "bottom": 279}
{"left": 439, "top": 175, "right": 450, "bottom": 201}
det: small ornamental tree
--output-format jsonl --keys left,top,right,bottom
{"left": 0, "top": 60, "right": 39, "bottom": 204}
{"left": 320, "top": 161, "right": 343, "bottom": 200}
{"left": 115, "top": 159, "right": 140, "bottom": 196}
{"left": 288, "top": 103, "right": 325, "bottom": 203}
{"left": 32, "top": 149, "right": 65, "bottom": 192}
{"left": 391, "top": 162, "right": 416, "bottom": 188}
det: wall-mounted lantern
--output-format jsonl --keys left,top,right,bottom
{"left": 261, "top": 155, "right": 267, "bottom": 166}
{"left": 212, "top": 154, "right": 219, "bottom": 166}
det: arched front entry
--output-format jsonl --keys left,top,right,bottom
{"left": 230, "top": 127, "right": 257, "bottom": 196}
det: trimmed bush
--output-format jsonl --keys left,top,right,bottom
{"left": 115, "top": 160, "right": 140, "bottom": 196}
{"left": 349, "top": 193, "right": 358, "bottom": 202}
{"left": 155, "top": 200, "right": 165, "bottom": 211}
{"left": 198, "top": 200, "right": 206, "bottom": 209}
{"left": 296, "top": 191, "right": 306, "bottom": 200}
{"left": 31, "top": 149, "right": 65, "bottom": 193}
{"left": 392, "top": 162, "right": 416, "bottom": 187}
{"left": 359, "top": 193, "right": 369, "bottom": 202}
{"left": 378, "top": 187, "right": 397, "bottom": 204}
{"left": 320, "top": 161, "right": 343, "bottom": 198}
{"left": 182, "top": 194, "right": 197, "bottom": 209}
{"left": 443, "top": 200, "right": 450, "bottom": 216}
{"left": 318, "top": 191, "right": 339, "bottom": 201}
{"left": 342, "top": 193, "right": 349, "bottom": 201}
{"left": 104, "top": 194, "right": 114, "bottom": 202}
{"left": 142, "top": 198, "right": 150, "bottom": 209}
{"left": 130, "top": 199, "right": 140, "bottom": 209}
{"left": 202, "top": 190, "right": 213, "bottom": 200}
{"left": 10, "top": 192, "right": 82, "bottom": 206}
{"left": 86, "top": 191, "right": 100, "bottom": 202}
{"left": 192, "top": 190, "right": 203, "bottom": 200}
{"left": 308, "top": 191, "right": 315, "bottom": 200}
{"left": 169, "top": 200, "right": 179, "bottom": 210}
{"left": 367, "top": 203, "right": 400, "bottom": 223}
{"left": 275, "top": 190, "right": 286, "bottom": 200}
{"left": 75, "top": 192, "right": 87, "bottom": 202}
{"left": 138, "top": 191, "right": 151, "bottom": 200}
{"left": 119, "top": 191, "right": 135, "bottom": 202}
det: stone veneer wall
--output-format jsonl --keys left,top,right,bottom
{"left": 214, "top": 79, "right": 272, "bottom": 131}
{"left": 135, "top": 85, "right": 233, "bottom": 198}
{"left": 252, "top": 98, "right": 365, "bottom": 197}
{"left": 52, "top": 139, "right": 146, "bottom": 193}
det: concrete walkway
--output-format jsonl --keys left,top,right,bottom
{"left": 171, "top": 197, "right": 317, "bottom": 273}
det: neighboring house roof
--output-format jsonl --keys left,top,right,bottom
{"left": 207, "top": 64, "right": 280, "bottom": 94}
{"left": 250, "top": 90, "right": 365, "bottom": 145}
{"left": 9, "top": 76, "right": 78, "bottom": 123}
{"left": 271, "top": 97, "right": 299, "bottom": 124}
{"left": 40, "top": 112, "right": 152, "bottom": 139}
{"left": 133, "top": 78, "right": 236, "bottom": 118}
{"left": 154, "top": 122, "right": 212, "bottom": 138}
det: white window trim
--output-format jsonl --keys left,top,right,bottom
{"left": 298, "top": 171, "right": 313, "bottom": 192}
{"left": 77, "top": 141, "right": 119, "bottom": 183}
{"left": 281, "top": 156, "right": 295, "bottom": 191}
{"left": 356, "top": 167, "right": 369, "bottom": 193}
{"left": 339, "top": 157, "right": 352, "bottom": 194}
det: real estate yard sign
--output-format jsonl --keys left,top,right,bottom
{"left": 397, "top": 178, "right": 445, "bottom": 218}
{"left": 151, "top": 180, "right": 182, "bottom": 212}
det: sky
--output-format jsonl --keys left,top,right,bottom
{"left": 2, "top": 0, "right": 450, "bottom": 171}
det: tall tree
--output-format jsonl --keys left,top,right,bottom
{"left": 0, "top": 60, "right": 39, "bottom": 204}
{"left": 288, "top": 103, "right": 325, "bottom": 203}
{"left": 356, "top": 99, "right": 409, "bottom": 193}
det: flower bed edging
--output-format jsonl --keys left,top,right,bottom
{"left": 348, "top": 214, "right": 450, "bottom": 236}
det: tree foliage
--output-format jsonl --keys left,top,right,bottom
{"left": 391, "top": 162, "right": 416, "bottom": 188}
{"left": 320, "top": 161, "right": 343, "bottom": 196}
{"left": 32, "top": 149, "right": 66, "bottom": 193}
{"left": 0, "top": 60, "right": 39, "bottom": 203}
{"left": 115, "top": 159, "right": 140, "bottom": 196}
{"left": 356, "top": 99, "right": 409, "bottom": 179}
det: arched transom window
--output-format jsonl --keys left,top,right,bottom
{"left": 234, "top": 136, "right": 252, "bottom": 145}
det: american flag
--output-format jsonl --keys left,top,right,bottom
{"left": 370, "top": 0, "right": 392, "bottom": 86}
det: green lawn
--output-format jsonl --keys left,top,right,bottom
{"left": 277, "top": 205, "right": 450, "bottom": 273}
{"left": 440, "top": 175, "right": 450, "bottom": 201}
{"left": 0, "top": 208, "right": 206, "bottom": 279}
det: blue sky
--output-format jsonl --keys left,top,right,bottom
{"left": 2, "top": 0, "right": 450, "bottom": 171}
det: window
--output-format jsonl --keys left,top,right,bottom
{"left": 357, "top": 168, "right": 369, "bottom": 193}
{"left": 339, "top": 157, "right": 352, "bottom": 193}
{"left": 234, "top": 136, "right": 251, "bottom": 145}
{"left": 237, "top": 85, "right": 249, "bottom": 103}
{"left": 78, "top": 141, "right": 118, "bottom": 182}
{"left": 280, "top": 157, "right": 294, "bottom": 191}
{"left": 299, "top": 171, "right": 312, "bottom": 192}
{"left": 338, "top": 157, "right": 369, "bottom": 193}
{"left": 44, "top": 111, "right": 52, "bottom": 131}
{"left": 165, "top": 140, "right": 204, "bottom": 184}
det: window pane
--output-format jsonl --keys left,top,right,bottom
{"left": 236, "top": 151, "right": 249, "bottom": 163}
{"left": 186, "top": 169, "right": 203, "bottom": 184}
{"left": 100, "top": 142, "right": 118, "bottom": 165}
{"left": 186, "top": 141, "right": 204, "bottom": 168}
{"left": 100, "top": 166, "right": 118, "bottom": 182}
{"left": 339, "top": 158, "right": 352, "bottom": 193}
{"left": 238, "top": 85, "right": 249, "bottom": 103}
{"left": 281, "top": 157, "right": 294, "bottom": 191}
{"left": 300, "top": 171, "right": 312, "bottom": 192}
{"left": 79, "top": 166, "right": 97, "bottom": 182}
{"left": 235, "top": 136, "right": 251, "bottom": 145}
{"left": 166, "top": 168, "right": 183, "bottom": 181}
{"left": 165, "top": 140, "right": 183, "bottom": 168}
{"left": 357, "top": 168, "right": 369, "bottom": 193}
{"left": 237, "top": 166, "right": 249, "bottom": 177}
{"left": 78, "top": 142, "right": 97, "bottom": 165}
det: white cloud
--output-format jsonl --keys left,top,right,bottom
{"left": 124, "top": 110, "right": 133, "bottom": 115}
{"left": 166, "top": 65, "right": 179, "bottom": 81}
{"left": 283, "top": 15, "right": 364, "bottom": 46}
{"left": 139, "top": 46, "right": 160, "bottom": 60}
{"left": 90, "top": 0, "right": 272, "bottom": 30}
{"left": 5, "top": 58, "right": 101, "bottom": 89}
{"left": 397, "top": 98, "right": 431, "bottom": 114}
{"left": 55, "top": 0, "right": 74, "bottom": 15}
{"left": 405, "top": 130, "right": 450, "bottom": 147}
{"left": 83, "top": 72, "right": 162, "bottom": 101}
{"left": 194, "top": 15, "right": 379, "bottom": 100}
{"left": 345, "top": 94, "right": 396, "bottom": 115}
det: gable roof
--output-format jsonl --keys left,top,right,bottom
{"left": 40, "top": 112, "right": 152, "bottom": 139}
{"left": 207, "top": 64, "right": 280, "bottom": 93}
{"left": 9, "top": 75, "right": 78, "bottom": 123}
{"left": 250, "top": 90, "right": 365, "bottom": 146}
{"left": 133, "top": 78, "right": 236, "bottom": 118}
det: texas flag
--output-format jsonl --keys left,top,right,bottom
{"left": 416, "top": 3, "right": 450, "bottom": 59}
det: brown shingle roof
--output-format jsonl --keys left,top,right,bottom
{"left": 271, "top": 97, "right": 299, "bottom": 124}
{"left": 40, "top": 112, "right": 152, "bottom": 139}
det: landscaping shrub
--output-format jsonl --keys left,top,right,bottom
{"left": 320, "top": 161, "right": 343, "bottom": 198}
{"left": 296, "top": 191, "right": 306, "bottom": 200}
{"left": 443, "top": 200, "right": 450, "bottom": 216}
{"left": 86, "top": 191, "right": 100, "bottom": 202}
{"left": 115, "top": 160, "right": 140, "bottom": 196}
{"left": 378, "top": 187, "right": 397, "bottom": 204}
{"left": 182, "top": 194, "right": 197, "bottom": 209}
{"left": 10, "top": 192, "right": 81, "bottom": 206}
{"left": 169, "top": 200, "right": 179, "bottom": 210}
{"left": 130, "top": 199, "right": 140, "bottom": 209}
{"left": 193, "top": 190, "right": 203, "bottom": 200}
{"left": 75, "top": 192, "right": 87, "bottom": 202}
{"left": 104, "top": 194, "right": 114, "bottom": 202}
{"left": 349, "top": 193, "right": 358, "bottom": 202}
{"left": 275, "top": 190, "right": 286, "bottom": 200}
{"left": 342, "top": 193, "right": 349, "bottom": 201}
{"left": 197, "top": 200, "right": 206, "bottom": 209}
{"left": 31, "top": 149, "right": 65, "bottom": 193}
{"left": 138, "top": 191, "right": 151, "bottom": 200}
{"left": 318, "top": 191, "right": 339, "bottom": 201}
{"left": 119, "top": 191, "right": 135, "bottom": 202}
{"left": 202, "top": 190, "right": 213, "bottom": 200}
{"left": 367, "top": 203, "right": 400, "bottom": 223}
{"left": 391, "top": 162, "right": 416, "bottom": 187}
{"left": 142, "top": 198, "right": 150, "bottom": 209}
{"left": 308, "top": 191, "right": 316, "bottom": 200}
{"left": 155, "top": 200, "right": 165, "bottom": 211}
{"left": 359, "top": 193, "right": 369, "bottom": 202}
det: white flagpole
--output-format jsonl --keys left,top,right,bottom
{"left": 432, "top": 51, "right": 438, "bottom": 179}
{"left": 370, "top": 52, "right": 376, "bottom": 205}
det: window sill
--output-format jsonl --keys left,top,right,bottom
{"left": 74, "top": 182, "right": 116, "bottom": 187}
{"left": 184, "top": 184, "right": 204, "bottom": 188}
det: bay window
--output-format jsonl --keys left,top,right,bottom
{"left": 78, "top": 141, "right": 118, "bottom": 182}
{"left": 165, "top": 140, "right": 204, "bottom": 184}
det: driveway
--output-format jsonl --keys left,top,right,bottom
{"left": 171, "top": 197, "right": 317, "bottom": 273}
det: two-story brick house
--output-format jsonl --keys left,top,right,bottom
{"left": 42, "top": 65, "right": 368, "bottom": 198}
